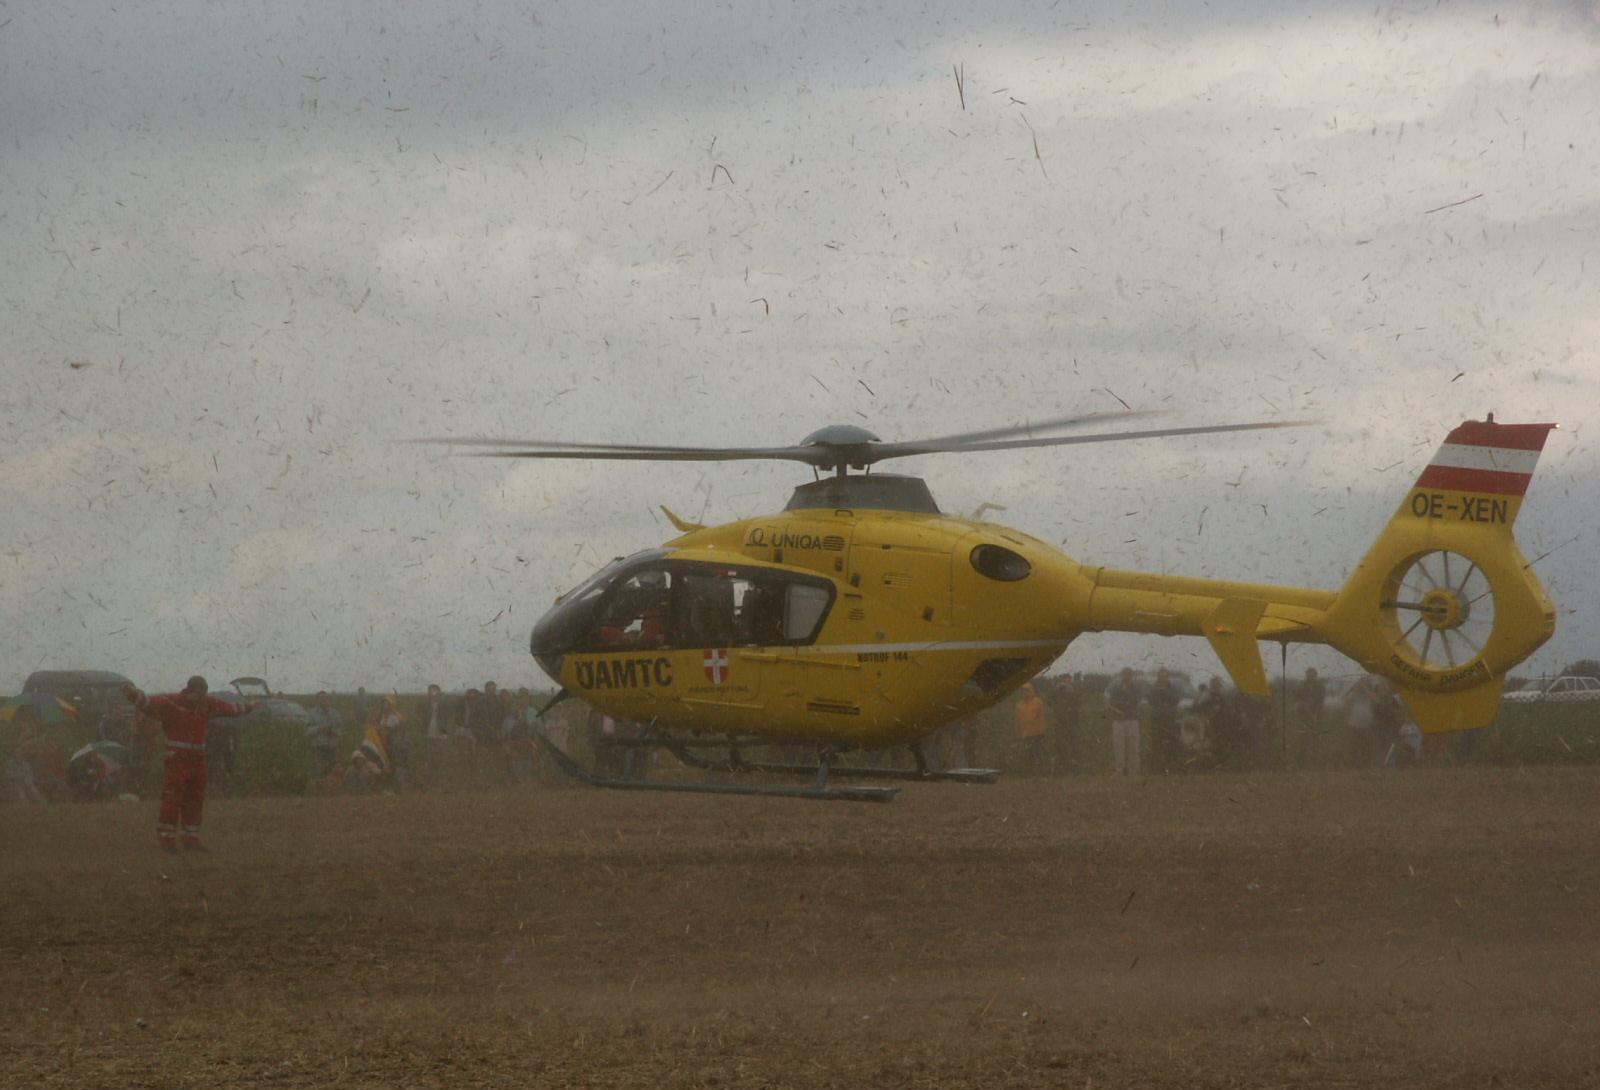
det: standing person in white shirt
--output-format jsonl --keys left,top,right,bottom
{"left": 1104, "top": 667, "right": 1142, "bottom": 776}
{"left": 415, "top": 683, "right": 448, "bottom": 786}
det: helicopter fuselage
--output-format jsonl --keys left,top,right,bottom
{"left": 533, "top": 516, "right": 1064, "bottom": 745}
{"left": 529, "top": 474, "right": 1333, "bottom": 748}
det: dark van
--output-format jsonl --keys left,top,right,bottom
{"left": 22, "top": 670, "right": 136, "bottom": 729}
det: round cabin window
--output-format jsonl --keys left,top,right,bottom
{"left": 970, "top": 543, "right": 1031, "bottom": 582}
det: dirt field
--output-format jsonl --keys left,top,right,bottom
{"left": 4, "top": 767, "right": 1599, "bottom": 1088}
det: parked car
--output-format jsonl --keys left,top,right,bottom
{"left": 228, "top": 697, "right": 316, "bottom": 726}
{"left": 213, "top": 677, "right": 314, "bottom": 727}
{"left": 1502, "top": 675, "right": 1600, "bottom": 704}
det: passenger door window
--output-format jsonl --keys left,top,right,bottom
{"left": 783, "top": 582, "right": 831, "bottom": 642}
{"left": 673, "top": 566, "right": 832, "bottom": 648}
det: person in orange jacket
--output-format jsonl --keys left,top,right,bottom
{"left": 1014, "top": 682, "right": 1049, "bottom": 772}
{"left": 123, "top": 677, "right": 255, "bottom": 852}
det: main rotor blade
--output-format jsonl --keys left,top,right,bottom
{"left": 410, "top": 437, "right": 785, "bottom": 453}
{"left": 869, "top": 419, "right": 1318, "bottom": 461}
{"left": 410, "top": 410, "right": 1153, "bottom": 457}
{"left": 914, "top": 410, "right": 1164, "bottom": 448}
{"left": 459, "top": 445, "right": 827, "bottom": 464}
{"left": 415, "top": 437, "right": 830, "bottom": 463}
{"left": 416, "top": 417, "right": 1317, "bottom": 469}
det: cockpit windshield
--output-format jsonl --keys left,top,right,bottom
{"left": 555, "top": 549, "right": 665, "bottom": 606}
{"left": 532, "top": 550, "right": 666, "bottom": 664}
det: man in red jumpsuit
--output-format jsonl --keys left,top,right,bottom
{"left": 122, "top": 677, "right": 255, "bottom": 852}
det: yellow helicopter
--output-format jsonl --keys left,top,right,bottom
{"left": 440, "top": 411, "right": 1557, "bottom": 801}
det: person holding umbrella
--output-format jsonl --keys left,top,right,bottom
{"left": 3, "top": 711, "right": 60, "bottom": 803}
{"left": 67, "top": 740, "right": 132, "bottom": 800}
{"left": 122, "top": 677, "right": 256, "bottom": 852}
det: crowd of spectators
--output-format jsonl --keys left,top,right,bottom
{"left": 927, "top": 666, "right": 1431, "bottom": 776}
{"left": 0, "top": 681, "right": 576, "bottom": 804}
{"left": 300, "top": 682, "right": 554, "bottom": 795}
{"left": 0, "top": 664, "right": 1525, "bottom": 805}
{"left": 2, "top": 703, "right": 153, "bottom": 805}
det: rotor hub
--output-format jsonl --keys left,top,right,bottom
{"left": 1419, "top": 587, "right": 1466, "bottom": 631}
{"left": 799, "top": 424, "right": 882, "bottom": 448}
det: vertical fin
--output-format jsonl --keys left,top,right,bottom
{"left": 1404, "top": 418, "right": 1556, "bottom": 531}
{"left": 1202, "top": 597, "right": 1269, "bottom": 695}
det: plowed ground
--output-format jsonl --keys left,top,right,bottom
{"left": 4, "top": 768, "right": 1598, "bottom": 1088}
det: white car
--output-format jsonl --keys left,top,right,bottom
{"left": 1502, "top": 675, "right": 1600, "bottom": 704}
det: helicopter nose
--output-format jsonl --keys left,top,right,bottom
{"left": 530, "top": 624, "right": 564, "bottom": 682}
{"left": 530, "top": 603, "right": 570, "bottom": 683}
{"left": 533, "top": 650, "right": 564, "bottom": 685}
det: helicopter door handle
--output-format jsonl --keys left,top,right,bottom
{"left": 796, "top": 656, "right": 862, "bottom": 672}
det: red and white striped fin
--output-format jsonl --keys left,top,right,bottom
{"left": 1413, "top": 419, "right": 1556, "bottom": 498}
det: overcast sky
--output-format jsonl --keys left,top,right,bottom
{"left": 3, "top": 0, "right": 1596, "bottom": 695}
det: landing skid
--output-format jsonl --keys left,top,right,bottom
{"left": 538, "top": 734, "right": 897, "bottom": 802}
{"left": 663, "top": 741, "right": 1000, "bottom": 785}
{"left": 536, "top": 732, "right": 998, "bottom": 803}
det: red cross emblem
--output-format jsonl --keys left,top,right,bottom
{"left": 703, "top": 648, "right": 730, "bottom": 685}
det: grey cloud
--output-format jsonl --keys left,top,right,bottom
{"left": 4, "top": 0, "right": 1597, "bottom": 690}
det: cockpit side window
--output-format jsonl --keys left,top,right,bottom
{"left": 594, "top": 569, "right": 672, "bottom": 649}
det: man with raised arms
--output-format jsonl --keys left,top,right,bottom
{"left": 123, "top": 676, "right": 256, "bottom": 852}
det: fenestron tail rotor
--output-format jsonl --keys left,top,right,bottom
{"left": 1381, "top": 550, "right": 1498, "bottom": 670}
